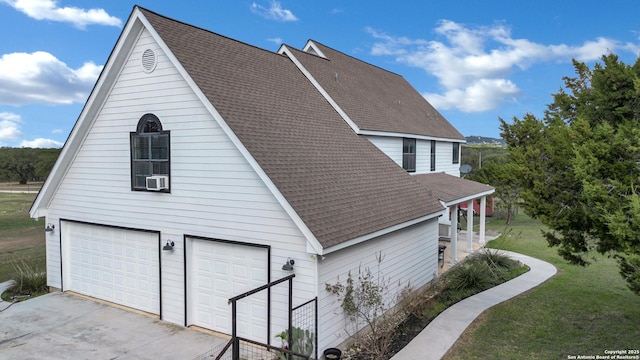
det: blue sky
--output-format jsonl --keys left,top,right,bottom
{"left": 1, "top": 0, "right": 640, "bottom": 148}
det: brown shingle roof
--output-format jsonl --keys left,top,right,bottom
{"left": 140, "top": 8, "right": 444, "bottom": 249}
{"left": 288, "top": 42, "right": 465, "bottom": 140}
{"left": 414, "top": 172, "right": 494, "bottom": 204}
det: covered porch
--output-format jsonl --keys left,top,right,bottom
{"left": 437, "top": 230, "right": 501, "bottom": 274}
{"left": 414, "top": 172, "right": 496, "bottom": 272}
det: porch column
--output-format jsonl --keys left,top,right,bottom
{"left": 450, "top": 203, "right": 458, "bottom": 264}
{"left": 467, "top": 199, "right": 474, "bottom": 252}
{"left": 479, "top": 196, "right": 487, "bottom": 245}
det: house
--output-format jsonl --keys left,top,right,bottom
{"left": 30, "top": 6, "right": 494, "bottom": 355}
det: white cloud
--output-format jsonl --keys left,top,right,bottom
{"left": 267, "top": 37, "right": 283, "bottom": 45}
{"left": 20, "top": 137, "right": 63, "bottom": 148}
{"left": 1, "top": 0, "right": 121, "bottom": 28}
{"left": 0, "top": 112, "right": 22, "bottom": 141}
{"left": 251, "top": 1, "right": 298, "bottom": 22}
{"left": 368, "top": 20, "right": 639, "bottom": 113}
{"left": 424, "top": 79, "right": 520, "bottom": 112}
{"left": 0, "top": 51, "right": 102, "bottom": 106}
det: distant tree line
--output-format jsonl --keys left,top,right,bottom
{"left": 0, "top": 147, "right": 61, "bottom": 184}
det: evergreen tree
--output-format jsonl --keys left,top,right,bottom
{"left": 501, "top": 54, "right": 640, "bottom": 294}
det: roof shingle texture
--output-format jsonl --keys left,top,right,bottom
{"left": 414, "top": 172, "right": 495, "bottom": 204}
{"left": 141, "top": 9, "right": 444, "bottom": 248}
{"left": 290, "top": 43, "right": 465, "bottom": 140}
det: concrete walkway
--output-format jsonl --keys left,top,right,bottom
{"left": 391, "top": 251, "right": 557, "bottom": 360}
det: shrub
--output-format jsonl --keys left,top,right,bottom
{"left": 3, "top": 256, "right": 48, "bottom": 301}
{"left": 445, "top": 261, "right": 493, "bottom": 293}
{"left": 325, "top": 252, "right": 411, "bottom": 360}
{"left": 470, "top": 249, "right": 514, "bottom": 270}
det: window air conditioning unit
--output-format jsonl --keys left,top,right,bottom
{"left": 146, "top": 175, "right": 168, "bottom": 191}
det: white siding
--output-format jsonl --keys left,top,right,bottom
{"left": 435, "top": 141, "right": 461, "bottom": 176}
{"left": 43, "top": 28, "right": 315, "bottom": 342}
{"left": 416, "top": 138, "right": 430, "bottom": 173}
{"left": 316, "top": 219, "right": 439, "bottom": 351}
{"left": 366, "top": 135, "right": 462, "bottom": 175}
{"left": 366, "top": 136, "right": 401, "bottom": 166}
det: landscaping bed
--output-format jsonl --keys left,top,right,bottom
{"left": 340, "top": 249, "right": 529, "bottom": 360}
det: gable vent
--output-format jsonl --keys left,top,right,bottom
{"left": 141, "top": 49, "right": 157, "bottom": 73}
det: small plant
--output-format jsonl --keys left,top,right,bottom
{"left": 2, "top": 256, "right": 48, "bottom": 301}
{"left": 325, "top": 252, "right": 411, "bottom": 360}
{"left": 275, "top": 326, "right": 314, "bottom": 360}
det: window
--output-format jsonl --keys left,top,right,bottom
{"left": 131, "top": 114, "right": 170, "bottom": 191}
{"left": 430, "top": 140, "right": 436, "bottom": 171}
{"left": 453, "top": 143, "right": 460, "bottom": 164}
{"left": 402, "top": 138, "right": 416, "bottom": 172}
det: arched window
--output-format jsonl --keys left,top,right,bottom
{"left": 130, "top": 114, "right": 170, "bottom": 191}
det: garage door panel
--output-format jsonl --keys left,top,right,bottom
{"left": 62, "top": 222, "right": 160, "bottom": 315}
{"left": 189, "top": 239, "right": 268, "bottom": 341}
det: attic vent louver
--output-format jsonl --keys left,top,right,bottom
{"left": 141, "top": 49, "right": 157, "bottom": 73}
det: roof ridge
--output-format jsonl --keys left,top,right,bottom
{"left": 137, "top": 6, "right": 285, "bottom": 59}
{"left": 307, "top": 39, "right": 404, "bottom": 78}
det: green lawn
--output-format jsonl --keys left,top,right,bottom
{"left": 0, "top": 191, "right": 45, "bottom": 283}
{"left": 443, "top": 214, "right": 640, "bottom": 359}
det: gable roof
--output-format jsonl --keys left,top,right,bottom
{"left": 28, "top": 6, "right": 444, "bottom": 251}
{"left": 140, "top": 8, "right": 446, "bottom": 249}
{"left": 413, "top": 172, "right": 494, "bottom": 206}
{"left": 282, "top": 41, "right": 465, "bottom": 141}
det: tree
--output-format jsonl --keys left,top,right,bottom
{"left": 473, "top": 158, "right": 521, "bottom": 225}
{"left": 0, "top": 147, "right": 60, "bottom": 183}
{"left": 0, "top": 147, "right": 37, "bottom": 184}
{"left": 501, "top": 54, "right": 640, "bottom": 294}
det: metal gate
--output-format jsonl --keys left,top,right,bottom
{"left": 195, "top": 274, "right": 318, "bottom": 360}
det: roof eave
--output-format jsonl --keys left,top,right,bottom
{"left": 442, "top": 188, "right": 496, "bottom": 207}
{"left": 359, "top": 129, "right": 466, "bottom": 142}
{"left": 320, "top": 210, "right": 443, "bottom": 255}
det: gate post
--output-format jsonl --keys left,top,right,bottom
{"left": 232, "top": 300, "right": 239, "bottom": 360}
{"left": 287, "top": 277, "right": 293, "bottom": 360}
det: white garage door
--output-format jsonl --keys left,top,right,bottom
{"left": 62, "top": 222, "right": 160, "bottom": 315}
{"left": 189, "top": 238, "right": 268, "bottom": 341}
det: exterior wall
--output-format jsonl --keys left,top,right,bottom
{"left": 42, "top": 28, "right": 316, "bottom": 342}
{"left": 434, "top": 141, "right": 460, "bottom": 176}
{"left": 316, "top": 218, "right": 439, "bottom": 351}
{"left": 366, "top": 135, "right": 461, "bottom": 176}
{"left": 366, "top": 136, "right": 400, "bottom": 165}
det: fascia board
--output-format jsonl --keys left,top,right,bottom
{"left": 360, "top": 129, "right": 466, "bottom": 143}
{"left": 301, "top": 40, "right": 327, "bottom": 58}
{"left": 321, "top": 211, "right": 442, "bottom": 255}
{"left": 442, "top": 189, "right": 496, "bottom": 207}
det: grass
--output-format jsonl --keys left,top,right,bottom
{"left": 0, "top": 190, "right": 46, "bottom": 284}
{"left": 443, "top": 213, "right": 640, "bottom": 359}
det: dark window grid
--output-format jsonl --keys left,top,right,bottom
{"left": 402, "top": 138, "right": 416, "bottom": 172}
{"left": 430, "top": 140, "right": 436, "bottom": 171}
{"left": 130, "top": 130, "right": 170, "bottom": 191}
{"left": 453, "top": 143, "right": 460, "bottom": 164}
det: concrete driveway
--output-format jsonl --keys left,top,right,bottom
{"left": 0, "top": 292, "right": 227, "bottom": 360}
